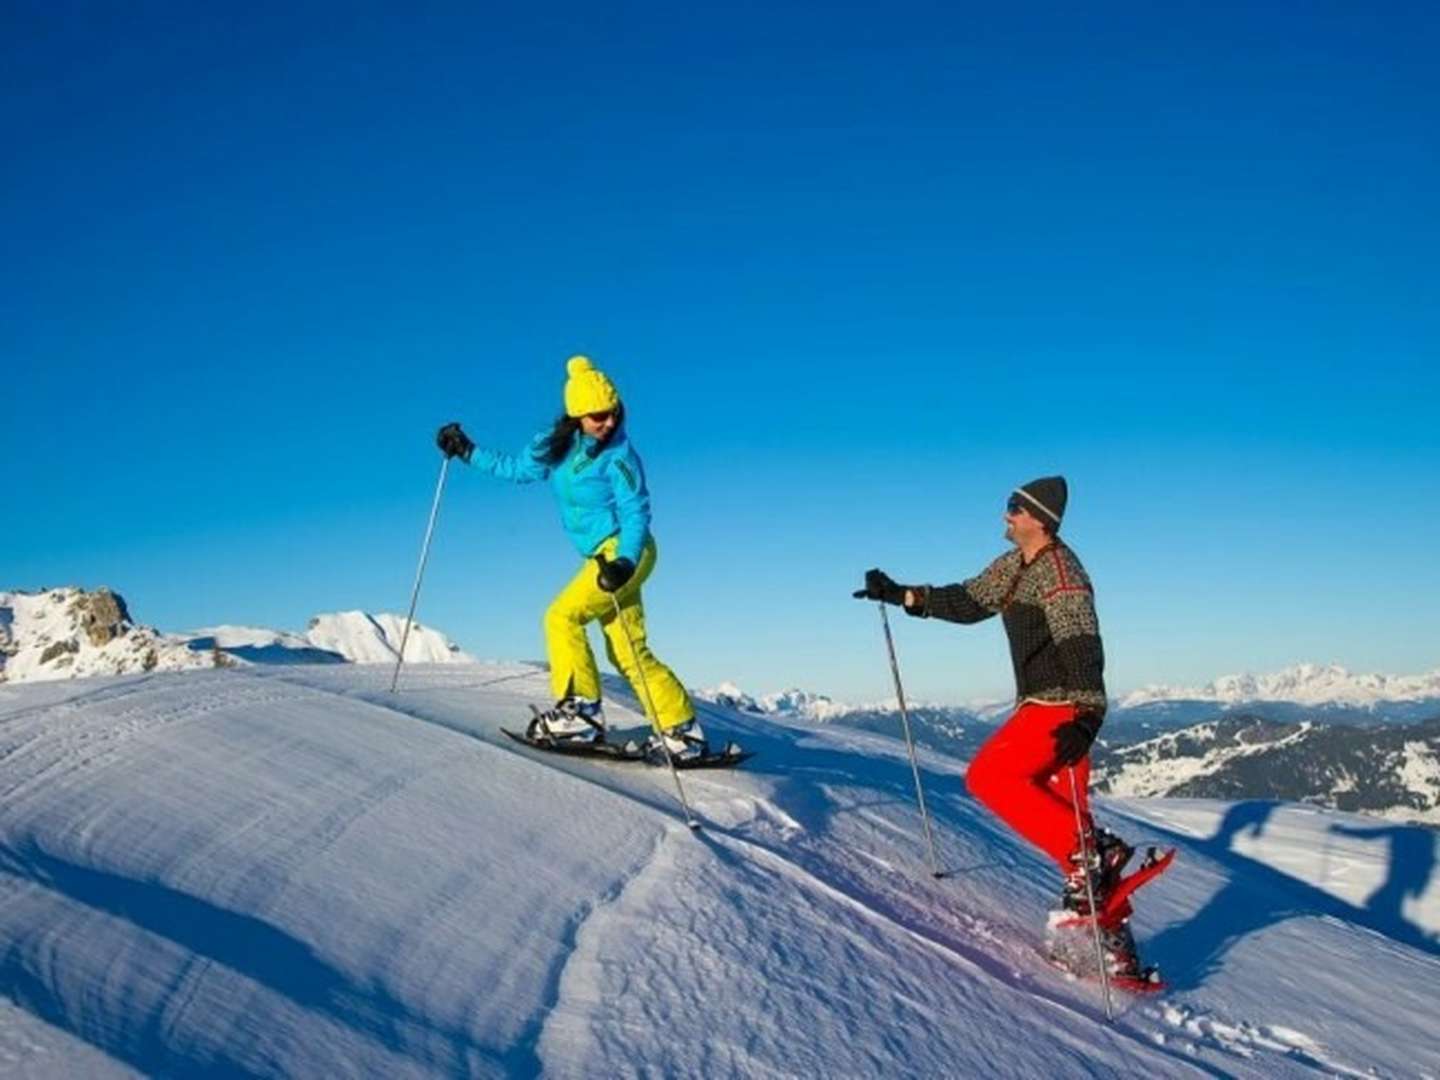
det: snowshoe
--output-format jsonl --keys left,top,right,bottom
{"left": 1060, "top": 827, "right": 1135, "bottom": 917}
{"left": 524, "top": 699, "right": 606, "bottom": 744}
{"left": 646, "top": 718, "right": 709, "bottom": 762}
{"left": 642, "top": 719, "right": 755, "bottom": 769}
{"left": 1055, "top": 846, "right": 1175, "bottom": 931}
{"left": 1044, "top": 915, "right": 1166, "bottom": 995}
{"left": 502, "top": 724, "right": 648, "bottom": 761}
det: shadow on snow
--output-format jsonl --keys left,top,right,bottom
{"left": 1139, "top": 800, "right": 1439, "bottom": 992}
{"left": 0, "top": 839, "right": 501, "bottom": 1078}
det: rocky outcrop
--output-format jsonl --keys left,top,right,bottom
{"left": 0, "top": 587, "right": 210, "bottom": 684}
{"left": 69, "top": 588, "right": 132, "bottom": 647}
{"left": 38, "top": 639, "right": 80, "bottom": 666}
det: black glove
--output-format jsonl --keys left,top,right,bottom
{"left": 595, "top": 554, "right": 635, "bottom": 593}
{"left": 436, "top": 422, "right": 475, "bottom": 462}
{"left": 1053, "top": 710, "right": 1103, "bottom": 766}
{"left": 852, "top": 568, "right": 909, "bottom": 606}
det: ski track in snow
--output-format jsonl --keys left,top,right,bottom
{"left": 0, "top": 664, "right": 1436, "bottom": 1077}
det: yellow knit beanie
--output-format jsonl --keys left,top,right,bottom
{"left": 563, "top": 355, "right": 621, "bottom": 417}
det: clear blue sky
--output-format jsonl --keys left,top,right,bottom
{"left": 6, "top": 2, "right": 1438, "bottom": 702}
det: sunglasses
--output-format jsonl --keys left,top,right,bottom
{"left": 1005, "top": 497, "right": 1030, "bottom": 517}
{"left": 584, "top": 410, "right": 616, "bottom": 424}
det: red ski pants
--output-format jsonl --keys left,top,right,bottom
{"left": 965, "top": 701, "right": 1092, "bottom": 873}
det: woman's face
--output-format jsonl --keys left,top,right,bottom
{"left": 579, "top": 410, "right": 618, "bottom": 440}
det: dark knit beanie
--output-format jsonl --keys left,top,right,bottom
{"left": 1013, "top": 475, "right": 1067, "bottom": 527}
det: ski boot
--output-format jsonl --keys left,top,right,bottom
{"left": 1100, "top": 918, "right": 1164, "bottom": 992}
{"left": 526, "top": 697, "right": 606, "bottom": 744}
{"left": 1060, "top": 827, "right": 1134, "bottom": 917}
{"left": 646, "top": 718, "right": 708, "bottom": 762}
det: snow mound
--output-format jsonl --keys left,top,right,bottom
{"left": 303, "top": 611, "right": 474, "bottom": 664}
{"left": 0, "top": 588, "right": 211, "bottom": 684}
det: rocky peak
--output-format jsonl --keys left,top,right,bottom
{"left": 69, "top": 588, "right": 133, "bottom": 647}
{"left": 0, "top": 587, "right": 208, "bottom": 684}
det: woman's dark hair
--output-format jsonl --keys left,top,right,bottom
{"left": 538, "top": 403, "right": 625, "bottom": 465}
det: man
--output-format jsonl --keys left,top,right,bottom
{"left": 856, "top": 475, "right": 1151, "bottom": 980}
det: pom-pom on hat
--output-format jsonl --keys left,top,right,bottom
{"left": 1013, "top": 475, "right": 1068, "bottom": 526}
{"left": 563, "top": 355, "right": 621, "bottom": 417}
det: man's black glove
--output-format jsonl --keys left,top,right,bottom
{"left": 852, "top": 568, "right": 909, "bottom": 606}
{"left": 595, "top": 554, "right": 635, "bottom": 593}
{"left": 1053, "top": 709, "right": 1103, "bottom": 766}
{"left": 436, "top": 422, "right": 475, "bottom": 462}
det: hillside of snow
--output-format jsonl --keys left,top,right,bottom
{"left": 0, "top": 663, "right": 1436, "bottom": 1077}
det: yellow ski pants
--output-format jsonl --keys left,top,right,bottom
{"left": 543, "top": 536, "right": 694, "bottom": 732}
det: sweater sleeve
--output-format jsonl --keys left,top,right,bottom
{"left": 914, "top": 552, "right": 1017, "bottom": 624}
{"left": 608, "top": 446, "right": 652, "bottom": 565}
{"left": 1042, "top": 551, "right": 1108, "bottom": 717}
{"left": 471, "top": 432, "right": 552, "bottom": 485}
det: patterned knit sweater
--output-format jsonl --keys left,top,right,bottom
{"left": 907, "top": 542, "right": 1107, "bottom": 718}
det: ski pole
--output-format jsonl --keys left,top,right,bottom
{"left": 1069, "top": 766, "right": 1114, "bottom": 1021}
{"left": 875, "top": 601, "right": 942, "bottom": 878}
{"left": 390, "top": 455, "right": 450, "bottom": 693}
{"left": 609, "top": 591, "right": 699, "bottom": 830}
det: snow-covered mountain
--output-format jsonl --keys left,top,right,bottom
{"left": 712, "top": 662, "right": 1440, "bottom": 731}
{"left": 301, "top": 611, "right": 473, "bottom": 665}
{"left": 1093, "top": 715, "right": 1440, "bottom": 827}
{"left": 697, "top": 682, "right": 855, "bottom": 721}
{"left": 1122, "top": 663, "right": 1440, "bottom": 711}
{"left": 0, "top": 587, "right": 474, "bottom": 684}
{"left": 696, "top": 683, "right": 998, "bottom": 759}
{"left": 0, "top": 663, "right": 1435, "bottom": 1076}
{"left": 0, "top": 587, "right": 213, "bottom": 684}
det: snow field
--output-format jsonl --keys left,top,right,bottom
{"left": 0, "top": 663, "right": 1436, "bottom": 1077}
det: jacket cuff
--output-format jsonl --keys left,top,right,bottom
{"left": 903, "top": 585, "right": 929, "bottom": 617}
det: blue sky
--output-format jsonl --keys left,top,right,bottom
{"left": 5, "top": 2, "right": 1438, "bottom": 702}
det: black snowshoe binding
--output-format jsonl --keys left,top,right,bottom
{"left": 524, "top": 697, "right": 606, "bottom": 745}
{"left": 1061, "top": 828, "right": 1134, "bottom": 916}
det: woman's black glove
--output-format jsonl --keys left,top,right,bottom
{"left": 595, "top": 554, "right": 635, "bottom": 593}
{"left": 1053, "top": 710, "right": 1103, "bottom": 766}
{"left": 852, "top": 568, "right": 909, "bottom": 606}
{"left": 436, "top": 422, "right": 475, "bottom": 462}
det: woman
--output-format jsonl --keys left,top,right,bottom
{"left": 435, "top": 356, "right": 705, "bottom": 758}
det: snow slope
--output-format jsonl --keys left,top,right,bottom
{"left": 0, "top": 664, "right": 1436, "bottom": 1077}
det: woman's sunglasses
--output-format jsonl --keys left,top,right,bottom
{"left": 585, "top": 410, "right": 616, "bottom": 424}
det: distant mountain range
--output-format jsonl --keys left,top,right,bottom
{"left": 0, "top": 587, "right": 471, "bottom": 684}
{"left": 1121, "top": 663, "right": 1440, "bottom": 710}
{"left": 1091, "top": 715, "right": 1440, "bottom": 827}
{"left": 701, "top": 661, "right": 1440, "bottom": 746}
{"left": 696, "top": 673, "right": 1440, "bottom": 827}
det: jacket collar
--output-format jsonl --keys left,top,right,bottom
{"left": 575, "top": 421, "right": 626, "bottom": 457}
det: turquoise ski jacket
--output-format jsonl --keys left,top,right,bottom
{"left": 471, "top": 424, "right": 652, "bottom": 565}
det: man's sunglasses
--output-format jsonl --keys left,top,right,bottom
{"left": 1005, "top": 497, "right": 1030, "bottom": 517}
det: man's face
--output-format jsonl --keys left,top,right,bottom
{"left": 1003, "top": 496, "right": 1047, "bottom": 546}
